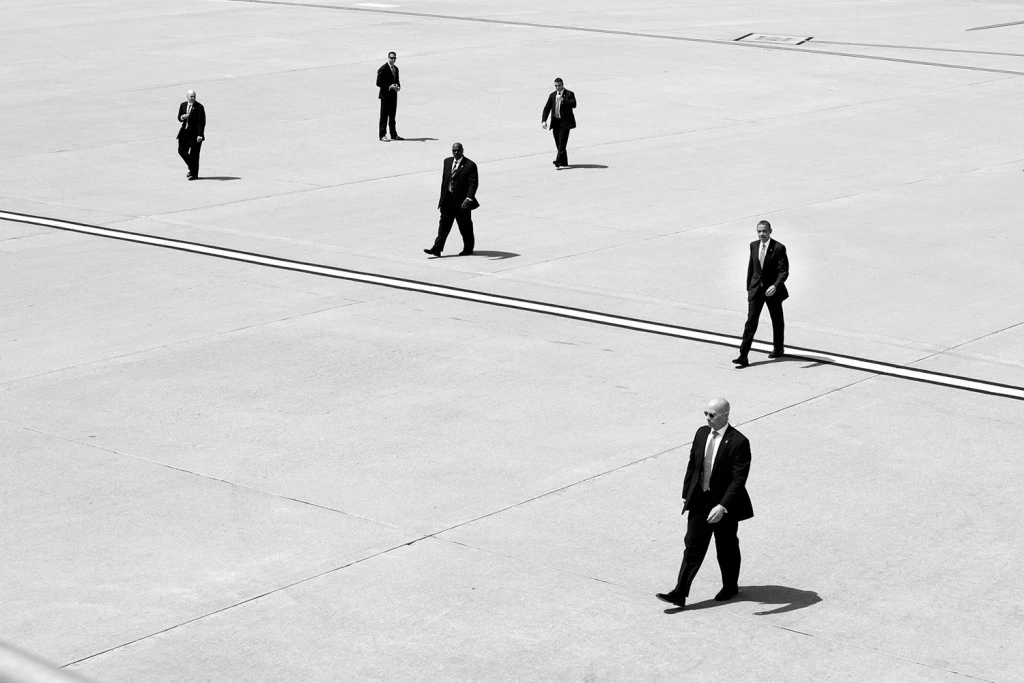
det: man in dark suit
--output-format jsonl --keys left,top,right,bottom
{"left": 541, "top": 78, "right": 576, "bottom": 168}
{"left": 176, "top": 89, "right": 206, "bottom": 180}
{"left": 657, "top": 398, "right": 754, "bottom": 609}
{"left": 376, "top": 52, "right": 403, "bottom": 141}
{"left": 425, "top": 142, "right": 479, "bottom": 257}
{"left": 733, "top": 220, "right": 789, "bottom": 367}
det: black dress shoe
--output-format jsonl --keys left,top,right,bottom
{"left": 458, "top": 250, "right": 473, "bottom": 256}
{"left": 768, "top": 351, "right": 783, "bottom": 359}
{"left": 656, "top": 593, "right": 685, "bottom": 608}
{"left": 392, "top": 135, "right": 404, "bottom": 141}
{"left": 423, "top": 248, "right": 441, "bottom": 256}
{"left": 731, "top": 356, "right": 748, "bottom": 367}
{"left": 714, "top": 587, "right": 739, "bottom": 601}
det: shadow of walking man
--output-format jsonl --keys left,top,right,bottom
{"left": 678, "top": 585, "right": 821, "bottom": 615}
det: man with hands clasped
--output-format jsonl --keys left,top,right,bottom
{"left": 376, "top": 51, "right": 403, "bottom": 141}
{"left": 657, "top": 398, "right": 754, "bottom": 610}
{"left": 176, "top": 89, "right": 206, "bottom": 180}
{"left": 541, "top": 77, "right": 576, "bottom": 168}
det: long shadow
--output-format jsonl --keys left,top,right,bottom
{"left": 462, "top": 250, "right": 519, "bottom": 260}
{"left": 197, "top": 176, "right": 241, "bottom": 181}
{"left": 560, "top": 164, "right": 608, "bottom": 169}
{"left": 395, "top": 137, "right": 437, "bottom": 142}
{"left": 425, "top": 250, "right": 520, "bottom": 260}
{"left": 666, "top": 585, "right": 821, "bottom": 615}
{"left": 737, "top": 355, "right": 831, "bottom": 370}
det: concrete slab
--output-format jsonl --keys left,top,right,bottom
{"left": 68, "top": 539, "right": 969, "bottom": 682}
{"left": 0, "top": 422, "right": 410, "bottom": 666}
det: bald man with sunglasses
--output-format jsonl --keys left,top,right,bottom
{"left": 657, "top": 398, "right": 754, "bottom": 610}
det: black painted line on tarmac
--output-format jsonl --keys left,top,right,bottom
{"left": 225, "top": 0, "right": 1024, "bottom": 77}
{"left": 967, "top": 19, "right": 1024, "bottom": 32}
{"left": 3, "top": 209, "right": 1022, "bottom": 402}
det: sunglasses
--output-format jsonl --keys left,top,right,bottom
{"left": 704, "top": 411, "right": 724, "bottom": 418}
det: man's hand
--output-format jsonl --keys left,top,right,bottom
{"left": 542, "top": 121, "right": 548, "bottom": 130}
{"left": 196, "top": 136, "right": 203, "bottom": 143}
{"left": 707, "top": 505, "right": 727, "bottom": 524}
{"left": 390, "top": 84, "right": 399, "bottom": 91}
{"left": 461, "top": 198, "right": 472, "bottom": 209}
{"left": 180, "top": 113, "right": 188, "bottom": 121}
{"left": 766, "top": 285, "right": 777, "bottom": 297}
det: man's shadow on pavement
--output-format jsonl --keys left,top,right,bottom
{"left": 664, "top": 585, "right": 821, "bottom": 615}
{"left": 395, "top": 137, "right": 437, "bottom": 142}
{"left": 197, "top": 176, "right": 241, "bottom": 181}
{"left": 425, "top": 250, "right": 520, "bottom": 260}
{"left": 559, "top": 164, "right": 608, "bottom": 170}
{"left": 738, "top": 355, "right": 830, "bottom": 370}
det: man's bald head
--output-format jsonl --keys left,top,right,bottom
{"left": 704, "top": 398, "right": 730, "bottom": 431}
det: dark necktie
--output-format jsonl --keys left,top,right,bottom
{"left": 449, "top": 162, "right": 459, "bottom": 193}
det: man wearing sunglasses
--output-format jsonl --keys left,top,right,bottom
{"left": 657, "top": 397, "right": 754, "bottom": 610}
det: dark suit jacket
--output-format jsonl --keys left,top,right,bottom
{"left": 746, "top": 239, "right": 789, "bottom": 302}
{"left": 176, "top": 101, "right": 206, "bottom": 141}
{"left": 376, "top": 63, "right": 401, "bottom": 99}
{"left": 682, "top": 424, "right": 754, "bottom": 521}
{"left": 542, "top": 89, "right": 576, "bottom": 129}
{"left": 438, "top": 156, "right": 479, "bottom": 210}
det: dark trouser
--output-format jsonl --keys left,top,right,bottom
{"left": 177, "top": 137, "right": 202, "bottom": 176}
{"left": 673, "top": 491, "right": 741, "bottom": 597}
{"left": 551, "top": 123, "right": 570, "bottom": 166}
{"left": 432, "top": 205, "right": 474, "bottom": 253}
{"left": 738, "top": 291, "right": 785, "bottom": 358}
{"left": 379, "top": 96, "right": 398, "bottom": 138}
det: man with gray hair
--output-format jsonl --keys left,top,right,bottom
{"left": 176, "top": 89, "right": 206, "bottom": 180}
{"left": 657, "top": 398, "right": 754, "bottom": 610}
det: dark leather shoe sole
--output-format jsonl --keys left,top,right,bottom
{"left": 458, "top": 251, "right": 473, "bottom": 256}
{"left": 768, "top": 352, "right": 783, "bottom": 359}
{"left": 423, "top": 249, "right": 441, "bottom": 256}
{"left": 731, "top": 357, "right": 748, "bottom": 367}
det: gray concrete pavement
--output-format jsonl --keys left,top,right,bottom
{"left": 2, "top": 1, "right": 1023, "bottom": 681}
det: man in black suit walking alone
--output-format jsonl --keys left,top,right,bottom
{"left": 425, "top": 142, "right": 479, "bottom": 257}
{"left": 541, "top": 78, "right": 576, "bottom": 168}
{"left": 376, "top": 51, "right": 403, "bottom": 141}
{"left": 176, "top": 89, "right": 206, "bottom": 180}
{"left": 657, "top": 397, "right": 754, "bottom": 609}
{"left": 734, "top": 220, "right": 790, "bottom": 367}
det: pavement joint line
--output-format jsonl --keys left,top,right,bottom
{"left": 0, "top": 418, "right": 404, "bottom": 531}
{"left": 811, "top": 39, "right": 1024, "bottom": 58}
{"left": 225, "top": 0, "right": 1024, "bottom": 77}
{"left": 3, "top": 208, "right": 1023, "bottom": 402}
{"left": 0, "top": 298, "right": 374, "bottom": 388}
{"left": 966, "top": 19, "right": 1024, "bottom": 32}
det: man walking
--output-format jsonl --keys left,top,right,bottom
{"left": 376, "top": 51, "right": 403, "bottom": 141}
{"left": 176, "top": 89, "right": 206, "bottom": 180}
{"left": 657, "top": 398, "right": 754, "bottom": 609}
{"left": 425, "top": 142, "right": 478, "bottom": 257}
{"left": 541, "top": 78, "right": 576, "bottom": 168}
{"left": 733, "top": 220, "right": 789, "bottom": 367}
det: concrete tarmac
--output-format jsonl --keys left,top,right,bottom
{"left": 2, "top": 1, "right": 1023, "bottom": 681}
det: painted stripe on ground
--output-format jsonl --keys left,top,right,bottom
{"left": 3, "top": 209, "right": 1022, "bottom": 402}
{"left": 225, "top": 0, "right": 1024, "bottom": 77}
